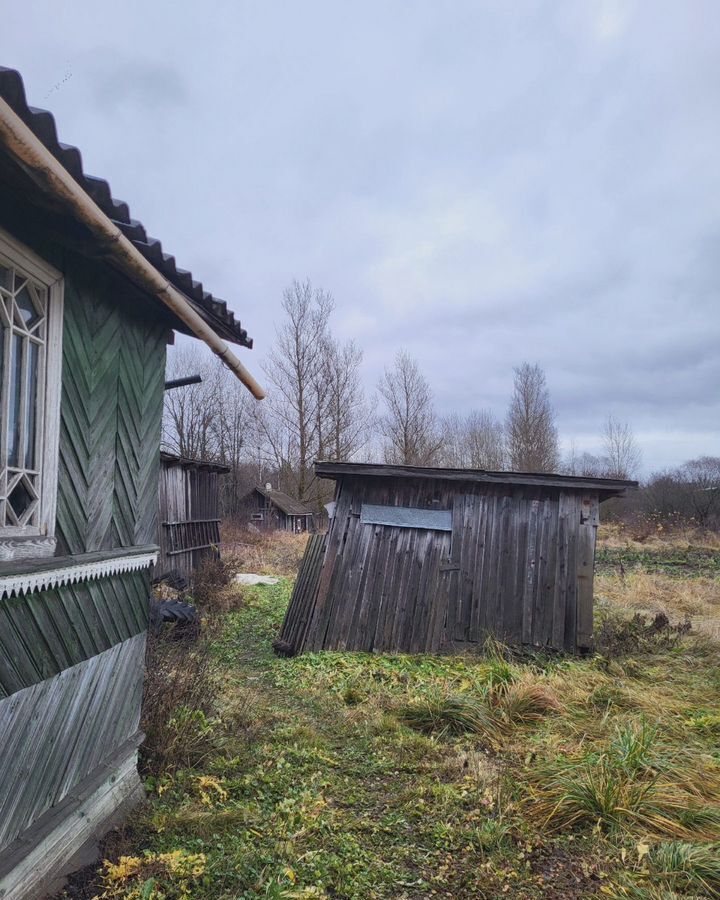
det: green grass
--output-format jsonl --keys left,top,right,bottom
{"left": 71, "top": 576, "right": 720, "bottom": 900}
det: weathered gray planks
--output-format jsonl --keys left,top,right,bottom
{"left": 155, "top": 456, "right": 225, "bottom": 581}
{"left": 0, "top": 736, "right": 144, "bottom": 900}
{"left": 0, "top": 633, "right": 146, "bottom": 853}
{"left": 278, "top": 474, "right": 605, "bottom": 656}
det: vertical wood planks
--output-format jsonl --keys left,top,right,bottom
{"left": 278, "top": 477, "right": 603, "bottom": 656}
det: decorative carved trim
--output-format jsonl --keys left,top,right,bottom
{"left": 0, "top": 551, "right": 157, "bottom": 599}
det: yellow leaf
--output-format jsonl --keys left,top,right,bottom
{"left": 637, "top": 842, "right": 650, "bottom": 861}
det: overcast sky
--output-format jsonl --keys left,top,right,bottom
{"left": 4, "top": 1, "right": 720, "bottom": 474}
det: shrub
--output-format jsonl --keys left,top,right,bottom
{"left": 188, "top": 554, "right": 243, "bottom": 614}
{"left": 595, "top": 607, "right": 692, "bottom": 657}
{"left": 141, "top": 622, "right": 221, "bottom": 775}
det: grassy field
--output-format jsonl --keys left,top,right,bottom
{"left": 62, "top": 531, "right": 720, "bottom": 900}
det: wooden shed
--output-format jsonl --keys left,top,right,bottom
{"left": 156, "top": 452, "right": 229, "bottom": 582}
{"left": 277, "top": 462, "right": 636, "bottom": 656}
{"left": 0, "top": 68, "right": 259, "bottom": 898}
{"left": 246, "top": 483, "right": 314, "bottom": 533}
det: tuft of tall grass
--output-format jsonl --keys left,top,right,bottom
{"left": 397, "top": 692, "right": 504, "bottom": 745}
{"left": 493, "top": 680, "right": 563, "bottom": 724}
{"left": 647, "top": 841, "right": 720, "bottom": 898}
{"left": 526, "top": 721, "right": 720, "bottom": 840}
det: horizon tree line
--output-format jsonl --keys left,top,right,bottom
{"left": 163, "top": 277, "right": 718, "bottom": 526}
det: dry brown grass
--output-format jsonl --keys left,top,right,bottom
{"left": 219, "top": 524, "right": 309, "bottom": 577}
{"left": 596, "top": 569, "right": 720, "bottom": 639}
{"left": 598, "top": 521, "right": 720, "bottom": 550}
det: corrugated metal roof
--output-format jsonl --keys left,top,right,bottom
{"left": 255, "top": 486, "right": 314, "bottom": 517}
{"left": 0, "top": 67, "right": 252, "bottom": 348}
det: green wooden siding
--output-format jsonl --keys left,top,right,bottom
{"left": 0, "top": 570, "right": 149, "bottom": 698}
{"left": 56, "top": 266, "right": 166, "bottom": 556}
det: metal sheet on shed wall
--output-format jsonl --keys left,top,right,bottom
{"left": 360, "top": 503, "right": 452, "bottom": 531}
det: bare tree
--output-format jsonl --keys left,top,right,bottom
{"left": 563, "top": 441, "right": 605, "bottom": 477}
{"left": 323, "top": 338, "right": 369, "bottom": 461}
{"left": 678, "top": 456, "right": 720, "bottom": 526}
{"left": 163, "top": 345, "right": 222, "bottom": 459}
{"left": 601, "top": 415, "right": 642, "bottom": 479}
{"left": 438, "top": 409, "right": 505, "bottom": 469}
{"left": 465, "top": 410, "right": 506, "bottom": 469}
{"left": 164, "top": 344, "right": 257, "bottom": 520}
{"left": 377, "top": 350, "right": 440, "bottom": 465}
{"left": 262, "top": 279, "right": 334, "bottom": 501}
{"left": 505, "top": 363, "right": 559, "bottom": 472}
{"left": 437, "top": 412, "right": 467, "bottom": 467}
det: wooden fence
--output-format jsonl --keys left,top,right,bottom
{"left": 156, "top": 454, "right": 228, "bottom": 582}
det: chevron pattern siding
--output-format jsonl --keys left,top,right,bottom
{"left": 0, "top": 570, "right": 149, "bottom": 698}
{"left": 56, "top": 270, "right": 166, "bottom": 556}
{"left": 114, "top": 317, "right": 165, "bottom": 548}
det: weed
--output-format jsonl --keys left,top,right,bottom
{"left": 95, "top": 849, "right": 207, "bottom": 899}
{"left": 595, "top": 605, "right": 692, "bottom": 656}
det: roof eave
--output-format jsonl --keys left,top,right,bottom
{"left": 314, "top": 461, "right": 638, "bottom": 497}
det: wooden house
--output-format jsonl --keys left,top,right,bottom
{"left": 277, "top": 461, "right": 636, "bottom": 656}
{"left": 0, "top": 68, "right": 262, "bottom": 898}
{"left": 246, "top": 483, "right": 314, "bottom": 533}
{"left": 156, "top": 452, "right": 229, "bottom": 583}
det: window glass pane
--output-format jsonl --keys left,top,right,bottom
{"left": 9, "top": 477, "right": 33, "bottom": 518}
{"left": 15, "top": 285, "right": 40, "bottom": 328}
{"left": 24, "top": 341, "right": 38, "bottom": 469}
{"left": 8, "top": 333, "right": 23, "bottom": 467}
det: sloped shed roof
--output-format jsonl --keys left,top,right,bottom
{"left": 255, "top": 486, "right": 313, "bottom": 517}
{"left": 0, "top": 67, "right": 251, "bottom": 347}
{"left": 315, "top": 461, "right": 637, "bottom": 498}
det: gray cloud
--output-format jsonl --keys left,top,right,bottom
{"left": 4, "top": 0, "right": 720, "bottom": 473}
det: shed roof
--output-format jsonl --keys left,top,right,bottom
{"left": 0, "top": 67, "right": 251, "bottom": 348}
{"left": 255, "top": 486, "right": 314, "bottom": 517}
{"left": 160, "top": 451, "right": 230, "bottom": 474}
{"left": 315, "top": 461, "right": 637, "bottom": 498}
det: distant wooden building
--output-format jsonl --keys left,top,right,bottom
{"left": 278, "top": 462, "right": 636, "bottom": 656}
{"left": 247, "top": 483, "right": 314, "bottom": 532}
{"left": 156, "top": 453, "right": 229, "bottom": 582}
{"left": 0, "top": 68, "right": 260, "bottom": 897}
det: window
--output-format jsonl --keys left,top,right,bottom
{"left": 360, "top": 503, "right": 452, "bottom": 532}
{"left": 0, "top": 229, "right": 63, "bottom": 556}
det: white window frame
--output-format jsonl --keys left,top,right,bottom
{"left": 0, "top": 227, "right": 64, "bottom": 560}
